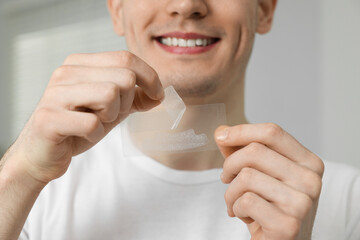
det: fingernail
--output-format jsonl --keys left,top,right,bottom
{"left": 216, "top": 128, "right": 229, "bottom": 141}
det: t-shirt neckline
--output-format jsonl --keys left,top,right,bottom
{"left": 127, "top": 154, "right": 223, "bottom": 185}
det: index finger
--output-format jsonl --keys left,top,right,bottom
{"left": 64, "top": 51, "right": 164, "bottom": 100}
{"left": 214, "top": 123, "right": 324, "bottom": 175}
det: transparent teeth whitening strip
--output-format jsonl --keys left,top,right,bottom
{"left": 161, "top": 86, "right": 186, "bottom": 130}
{"left": 122, "top": 86, "right": 227, "bottom": 156}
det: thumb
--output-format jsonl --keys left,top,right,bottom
{"left": 214, "top": 125, "right": 241, "bottom": 158}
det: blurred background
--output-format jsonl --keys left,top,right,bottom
{"left": 0, "top": 0, "right": 359, "bottom": 168}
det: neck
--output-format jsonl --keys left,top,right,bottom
{"left": 149, "top": 75, "right": 248, "bottom": 171}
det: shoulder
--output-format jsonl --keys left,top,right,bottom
{"left": 323, "top": 160, "right": 360, "bottom": 181}
{"left": 313, "top": 160, "right": 360, "bottom": 240}
{"left": 320, "top": 160, "right": 360, "bottom": 209}
{"left": 320, "top": 160, "right": 360, "bottom": 208}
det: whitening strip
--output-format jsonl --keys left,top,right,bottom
{"left": 121, "top": 86, "right": 227, "bottom": 156}
{"left": 143, "top": 129, "right": 209, "bottom": 152}
{"left": 160, "top": 86, "right": 186, "bottom": 130}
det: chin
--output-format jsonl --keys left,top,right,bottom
{"left": 160, "top": 71, "right": 222, "bottom": 101}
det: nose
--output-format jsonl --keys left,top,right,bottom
{"left": 166, "top": 0, "right": 208, "bottom": 19}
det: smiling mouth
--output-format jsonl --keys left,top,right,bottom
{"left": 155, "top": 36, "right": 220, "bottom": 48}
{"left": 153, "top": 33, "right": 221, "bottom": 55}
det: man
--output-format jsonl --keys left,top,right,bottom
{"left": 0, "top": 0, "right": 359, "bottom": 239}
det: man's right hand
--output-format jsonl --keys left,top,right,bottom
{"left": 3, "top": 51, "right": 164, "bottom": 185}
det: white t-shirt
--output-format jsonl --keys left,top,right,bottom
{"left": 20, "top": 126, "right": 360, "bottom": 240}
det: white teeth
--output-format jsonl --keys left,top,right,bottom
{"left": 195, "top": 39, "right": 203, "bottom": 46}
{"left": 159, "top": 37, "right": 215, "bottom": 47}
{"left": 187, "top": 39, "right": 196, "bottom": 47}
{"left": 202, "top": 39, "right": 208, "bottom": 47}
{"left": 160, "top": 38, "right": 167, "bottom": 45}
{"left": 178, "top": 39, "right": 187, "bottom": 47}
{"left": 172, "top": 38, "right": 178, "bottom": 46}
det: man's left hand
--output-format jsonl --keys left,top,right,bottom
{"left": 215, "top": 123, "right": 324, "bottom": 240}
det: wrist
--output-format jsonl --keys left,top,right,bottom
{"left": 0, "top": 152, "right": 47, "bottom": 193}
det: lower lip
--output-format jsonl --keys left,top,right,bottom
{"left": 155, "top": 40, "right": 219, "bottom": 55}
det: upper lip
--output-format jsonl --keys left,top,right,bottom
{"left": 155, "top": 32, "right": 219, "bottom": 40}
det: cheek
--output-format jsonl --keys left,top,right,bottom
{"left": 122, "top": 2, "right": 156, "bottom": 54}
{"left": 222, "top": 10, "right": 257, "bottom": 65}
{"left": 122, "top": 12, "right": 137, "bottom": 52}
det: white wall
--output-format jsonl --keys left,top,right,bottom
{"left": 0, "top": 0, "right": 359, "bottom": 168}
{"left": 0, "top": 10, "right": 12, "bottom": 156}
{"left": 247, "top": 0, "right": 360, "bottom": 168}
{"left": 0, "top": 0, "right": 119, "bottom": 156}
{"left": 319, "top": 0, "right": 360, "bottom": 167}
{"left": 246, "top": 0, "right": 321, "bottom": 158}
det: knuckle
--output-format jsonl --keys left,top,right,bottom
{"left": 123, "top": 70, "right": 136, "bottom": 90}
{"left": 232, "top": 198, "right": 242, "bottom": 216}
{"left": 313, "top": 156, "right": 325, "bottom": 176}
{"left": 311, "top": 176, "right": 323, "bottom": 199}
{"left": 264, "top": 122, "right": 283, "bottom": 139}
{"left": 224, "top": 190, "right": 232, "bottom": 203}
{"left": 221, "top": 159, "right": 235, "bottom": 184}
{"left": 283, "top": 217, "right": 301, "bottom": 238}
{"left": 117, "top": 51, "right": 134, "bottom": 67}
{"left": 102, "top": 83, "right": 119, "bottom": 104}
{"left": 43, "top": 85, "right": 63, "bottom": 101}
{"left": 244, "top": 142, "right": 263, "bottom": 155}
{"left": 222, "top": 156, "right": 232, "bottom": 172}
{"left": 313, "top": 175, "right": 323, "bottom": 197}
{"left": 295, "top": 193, "right": 313, "bottom": 217}
{"left": 83, "top": 115, "right": 100, "bottom": 135}
{"left": 239, "top": 192, "right": 256, "bottom": 209}
{"left": 52, "top": 65, "right": 71, "bottom": 81}
{"left": 303, "top": 171, "right": 323, "bottom": 199}
{"left": 238, "top": 167, "right": 254, "bottom": 184}
{"left": 302, "top": 194, "right": 313, "bottom": 212}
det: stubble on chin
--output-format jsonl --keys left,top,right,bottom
{"left": 161, "top": 71, "right": 221, "bottom": 99}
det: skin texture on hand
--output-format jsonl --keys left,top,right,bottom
{"left": 10, "top": 51, "right": 164, "bottom": 184}
{"left": 0, "top": 51, "right": 164, "bottom": 240}
{"left": 215, "top": 123, "right": 324, "bottom": 240}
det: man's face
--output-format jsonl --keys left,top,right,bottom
{"left": 109, "top": 0, "right": 275, "bottom": 100}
